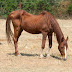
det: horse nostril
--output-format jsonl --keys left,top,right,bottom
{"left": 63, "top": 58, "right": 67, "bottom": 61}
{"left": 62, "top": 55, "right": 67, "bottom": 61}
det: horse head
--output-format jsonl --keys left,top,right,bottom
{"left": 58, "top": 36, "right": 68, "bottom": 60}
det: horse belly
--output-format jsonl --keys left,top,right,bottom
{"left": 22, "top": 24, "right": 41, "bottom": 34}
{"left": 25, "top": 29, "right": 41, "bottom": 34}
{"left": 24, "top": 28, "right": 41, "bottom": 34}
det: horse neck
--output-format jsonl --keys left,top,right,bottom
{"left": 52, "top": 19, "right": 64, "bottom": 44}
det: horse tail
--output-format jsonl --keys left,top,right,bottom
{"left": 6, "top": 14, "right": 13, "bottom": 43}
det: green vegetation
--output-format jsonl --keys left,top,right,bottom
{"left": 0, "top": 0, "right": 72, "bottom": 18}
{"left": 67, "top": 4, "right": 72, "bottom": 15}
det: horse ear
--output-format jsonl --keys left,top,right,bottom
{"left": 66, "top": 36, "right": 68, "bottom": 41}
{"left": 61, "top": 37, "right": 64, "bottom": 42}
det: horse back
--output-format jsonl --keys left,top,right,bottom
{"left": 21, "top": 11, "right": 51, "bottom": 34}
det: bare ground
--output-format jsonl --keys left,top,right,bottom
{"left": 0, "top": 19, "right": 72, "bottom": 72}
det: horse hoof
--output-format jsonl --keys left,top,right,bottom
{"left": 45, "top": 53, "right": 50, "bottom": 57}
{"left": 15, "top": 52, "right": 21, "bottom": 56}
{"left": 17, "top": 54, "right": 21, "bottom": 56}
{"left": 39, "top": 54, "right": 46, "bottom": 59}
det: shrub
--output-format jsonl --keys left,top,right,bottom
{"left": 67, "top": 4, "right": 72, "bottom": 15}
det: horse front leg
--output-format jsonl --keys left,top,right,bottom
{"left": 46, "top": 33, "right": 52, "bottom": 57}
{"left": 40, "top": 32, "right": 47, "bottom": 58}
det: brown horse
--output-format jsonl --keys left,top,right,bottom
{"left": 6, "top": 10, "right": 68, "bottom": 60}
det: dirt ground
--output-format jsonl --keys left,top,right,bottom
{"left": 0, "top": 19, "right": 72, "bottom": 72}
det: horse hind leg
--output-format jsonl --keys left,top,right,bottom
{"left": 13, "top": 26, "right": 23, "bottom": 56}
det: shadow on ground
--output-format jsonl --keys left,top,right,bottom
{"left": 51, "top": 55, "right": 62, "bottom": 60}
{"left": 8, "top": 53, "right": 62, "bottom": 60}
{"left": 0, "top": 43, "right": 2, "bottom": 45}
{"left": 8, "top": 53, "right": 38, "bottom": 57}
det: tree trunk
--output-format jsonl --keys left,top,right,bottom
{"left": 1, "top": 2, "right": 2, "bottom": 18}
{"left": 20, "top": 1, "right": 21, "bottom": 9}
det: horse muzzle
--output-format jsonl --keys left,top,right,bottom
{"left": 62, "top": 55, "right": 67, "bottom": 61}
